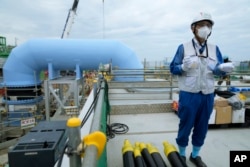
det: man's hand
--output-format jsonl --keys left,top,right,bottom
{"left": 182, "top": 57, "right": 197, "bottom": 71}
{"left": 218, "top": 62, "right": 234, "bottom": 73}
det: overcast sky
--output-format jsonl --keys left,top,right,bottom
{"left": 1, "top": 0, "right": 249, "bottom": 63}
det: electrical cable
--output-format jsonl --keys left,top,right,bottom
{"left": 106, "top": 111, "right": 129, "bottom": 140}
{"left": 56, "top": 82, "right": 102, "bottom": 167}
{"left": 81, "top": 85, "right": 101, "bottom": 128}
{"left": 56, "top": 141, "right": 68, "bottom": 167}
{"left": 57, "top": 78, "right": 129, "bottom": 166}
{"left": 102, "top": 0, "right": 105, "bottom": 39}
{"left": 106, "top": 123, "right": 129, "bottom": 140}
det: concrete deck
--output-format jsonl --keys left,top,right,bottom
{"left": 107, "top": 112, "right": 250, "bottom": 167}
{"left": 106, "top": 80, "right": 250, "bottom": 167}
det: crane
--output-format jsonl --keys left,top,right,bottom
{"left": 61, "top": 0, "right": 80, "bottom": 38}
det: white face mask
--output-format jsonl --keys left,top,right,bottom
{"left": 197, "top": 26, "right": 211, "bottom": 40}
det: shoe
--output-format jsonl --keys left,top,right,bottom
{"left": 189, "top": 154, "right": 207, "bottom": 167}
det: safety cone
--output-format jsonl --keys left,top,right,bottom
{"left": 139, "top": 142, "right": 157, "bottom": 167}
{"left": 122, "top": 139, "right": 135, "bottom": 167}
{"left": 147, "top": 143, "right": 168, "bottom": 167}
{"left": 163, "top": 141, "right": 187, "bottom": 167}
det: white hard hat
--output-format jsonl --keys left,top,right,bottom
{"left": 191, "top": 12, "right": 214, "bottom": 26}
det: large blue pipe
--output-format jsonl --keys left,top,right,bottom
{"left": 3, "top": 39, "right": 143, "bottom": 87}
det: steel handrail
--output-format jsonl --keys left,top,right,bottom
{"left": 81, "top": 81, "right": 106, "bottom": 167}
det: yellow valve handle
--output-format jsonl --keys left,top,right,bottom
{"left": 83, "top": 131, "right": 107, "bottom": 158}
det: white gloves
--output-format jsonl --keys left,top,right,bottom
{"left": 181, "top": 56, "right": 197, "bottom": 71}
{"left": 218, "top": 62, "right": 234, "bottom": 73}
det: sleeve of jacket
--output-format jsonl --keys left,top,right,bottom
{"left": 170, "top": 44, "right": 184, "bottom": 75}
{"left": 212, "top": 46, "right": 226, "bottom": 76}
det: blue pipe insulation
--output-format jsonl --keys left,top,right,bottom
{"left": 3, "top": 38, "right": 143, "bottom": 87}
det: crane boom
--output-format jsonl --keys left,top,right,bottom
{"left": 61, "top": 0, "right": 80, "bottom": 38}
{"left": 71, "top": 0, "right": 79, "bottom": 11}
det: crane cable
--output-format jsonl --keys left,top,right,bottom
{"left": 102, "top": 0, "right": 105, "bottom": 39}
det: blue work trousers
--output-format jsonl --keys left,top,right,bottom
{"left": 176, "top": 91, "right": 214, "bottom": 147}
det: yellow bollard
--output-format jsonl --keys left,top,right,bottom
{"left": 67, "top": 117, "right": 82, "bottom": 167}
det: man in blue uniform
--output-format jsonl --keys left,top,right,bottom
{"left": 170, "top": 12, "right": 234, "bottom": 167}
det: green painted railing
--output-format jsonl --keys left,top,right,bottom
{"left": 82, "top": 80, "right": 110, "bottom": 167}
